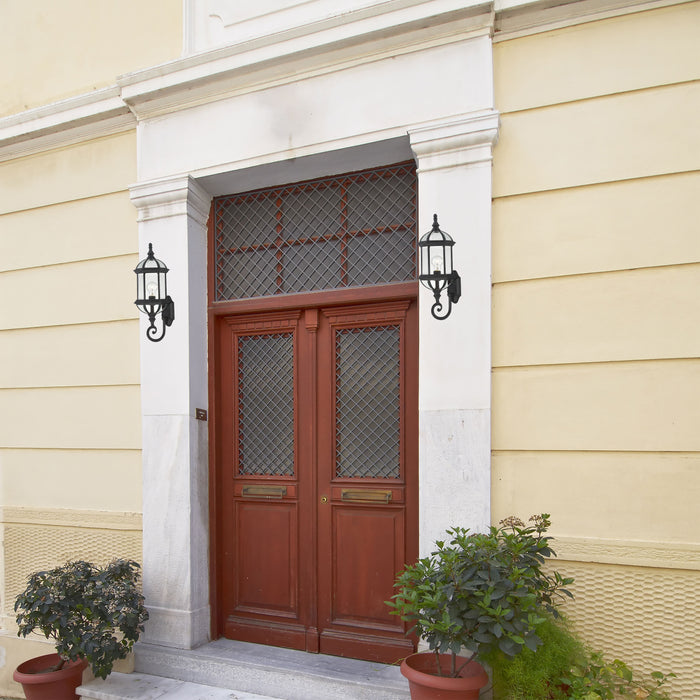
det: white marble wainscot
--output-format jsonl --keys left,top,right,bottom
{"left": 419, "top": 408, "right": 491, "bottom": 555}
{"left": 141, "top": 415, "right": 210, "bottom": 649}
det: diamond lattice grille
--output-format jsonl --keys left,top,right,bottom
{"left": 238, "top": 333, "right": 295, "bottom": 476}
{"left": 335, "top": 325, "right": 400, "bottom": 479}
{"left": 214, "top": 163, "right": 417, "bottom": 300}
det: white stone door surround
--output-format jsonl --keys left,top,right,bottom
{"left": 127, "top": 18, "right": 498, "bottom": 650}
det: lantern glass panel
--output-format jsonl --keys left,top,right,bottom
{"left": 444, "top": 242, "right": 454, "bottom": 276}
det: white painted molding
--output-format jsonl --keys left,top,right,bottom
{"left": 408, "top": 110, "right": 500, "bottom": 171}
{"left": 183, "top": 0, "right": 491, "bottom": 55}
{"left": 120, "top": 1, "right": 493, "bottom": 119}
{"left": 0, "top": 86, "right": 135, "bottom": 162}
{"left": 129, "top": 176, "right": 212, "bottom": 225}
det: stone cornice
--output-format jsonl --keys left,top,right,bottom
{"left": 409, "top": 110, "right": 500, "bottom": 171}
{"left": 0, "top": 86, "right": 135, "bottom": 163}
{"left": 129, "top": 176, "right": 212, "bottom": 225}
{"left": 119, "top": 0, "right": 493, "bottom": 120}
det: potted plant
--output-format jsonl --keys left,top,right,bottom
{"left": 386, "top": 515, "right": 573, "bottom": 699}
{"left": 13, "top": 559, "right": 149, "bottom": 700}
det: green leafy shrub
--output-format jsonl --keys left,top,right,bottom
{"left": 15, "top": 559, "right": 149, "bottom": 679}
{"left": 564, "top": 652, "right": 676, "bottom": 700}
{"left": 485, "top": 615, "right": 677, "bottom": 700}
{"left": 386, "top": 514, "right": 573, "bottom": 677}
{"left": 484, "top": 614, "right": 585, "bottom": 699}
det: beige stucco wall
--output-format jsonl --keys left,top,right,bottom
{"left": 0, "top": 0, "right": 182, "bottom": 118}
{"left": 0, "top": 3, "right": 181, "bottom": 693}
{"left": 0, "top": 131, "right": 143, "bottom": 696}
{"left": 491, "top": 2, "right": 700, "bottom": 697}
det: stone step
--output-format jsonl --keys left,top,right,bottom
{"left": 79, "top": 672, "right": 282, "bottom": 700}
{"left": 127, "top": 639, "right": 411, "bottom": 700}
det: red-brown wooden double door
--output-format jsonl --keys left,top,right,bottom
{"left": 212, "top": 294, "right": 417, "bottom": 663}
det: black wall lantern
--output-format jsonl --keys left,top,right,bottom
{"left": 419, "top": 214, "right": 461, "bottom": 320}
{"left": 134, "top": 243, "right": 175, "bottom": 342}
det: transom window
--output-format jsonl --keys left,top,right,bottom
{"left": 212, "top": 161, "right": 417, "bottom": 301}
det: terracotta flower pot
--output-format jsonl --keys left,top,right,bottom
{"left": 401, "top": 652, "right": 489, "bottom": 699}
{"left": 13, "top": 653, "right": 88, "bottom": 700}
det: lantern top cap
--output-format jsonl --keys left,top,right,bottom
{"left": 419, "top": 213, "right": 454, "bottom": 245}
{"left": 134, "top": 242, "right": 169, "bottom": 273}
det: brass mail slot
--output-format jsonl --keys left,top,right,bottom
{"left": 341, "top": 489, "right": 392, "bottom": 504}
{"left": 242, "top": 485, "right": 287, "bottom": 499}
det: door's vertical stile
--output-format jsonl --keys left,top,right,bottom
{"left": 216, "top": 316, "right": 239, "bottom": 636}
{"left": 403, "top": 300, "right": 420, "bottom": 569}
{"left": 315, "top": 308, "right": 334, "bottom": 654}
{"left": 208, "top": 209, "right": 221, "bottom": 638}
{"left": 300, "top": 308, "right": 320, "bottom": 652}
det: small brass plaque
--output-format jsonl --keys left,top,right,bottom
{"left": 341, "top": 489, "right": 392, "bottom": 504}
{"left": 242, "top": 485, "right": 287, "bottom": 499}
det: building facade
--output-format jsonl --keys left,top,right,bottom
{"left": 1, "top": 0, "right": 698, "bottom": 696}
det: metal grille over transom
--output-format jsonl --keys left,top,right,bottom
{"left": 213, "top": 162, "right": 417, "bottom": 300}
{"left": 238, "top": 333, "right": 295, "bottom": 476}
{"left": 335, "top": 325, "right": 401, "bottom": 479}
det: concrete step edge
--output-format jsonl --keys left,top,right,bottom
{"left": 134, "top": 643, "right": 411, "bottom": 700}
{"left": 79, "top": 671, "right": 283, "bottom": 700}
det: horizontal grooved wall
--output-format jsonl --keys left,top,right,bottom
{"left": 492, "top": 3, "right": 700, "bottom": 697}
{"left": 0, "top": 131, "right": 144, "bottom": 645}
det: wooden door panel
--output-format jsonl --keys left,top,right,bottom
{"left": 233, "top": 500, "right": 298, "bottom": 616}
{"left": 331, "top": 505, "right": 405, "bottom": 630}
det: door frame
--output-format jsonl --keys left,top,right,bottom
{"left": 208, "top": 279, "right": 419, "bottom": 645}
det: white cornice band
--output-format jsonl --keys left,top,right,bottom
{"left": 0, "top": 0, "right": 686, "bottom": 162}
{"left": 0, "top": 86, "right": 135, "bottom": 163}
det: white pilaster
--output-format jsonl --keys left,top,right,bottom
{"left": 129, "top": 175, "right": 212, "bottom": 648}
{"left": 409, "top": 109, "right": 499, "bottom": 555}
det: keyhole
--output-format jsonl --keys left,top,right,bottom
{"left": 321, "top": 496, "right": 328, "bottom": 504}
